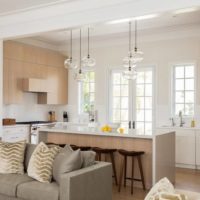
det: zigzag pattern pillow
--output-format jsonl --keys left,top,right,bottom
{"left": 27, "top": 142, "right": 60, "bottom": 183}
{"left": 0, "top": 140, "right": 26, "bottom": 174}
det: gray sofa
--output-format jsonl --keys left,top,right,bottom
{"left": 0, "top": 144, "right": 112, "bottom": 200}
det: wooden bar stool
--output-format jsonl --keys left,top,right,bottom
{"left": 118, "top": 149, "right": 146, "bottom": 194}
{"left": 46, "top": 143, "right": 66, "bottom": 148}
{"left": 70, "top": 144, "right": 91, "bottom": 151}
{"left": 92, "top": 147, "right": 118, "bottom": 185}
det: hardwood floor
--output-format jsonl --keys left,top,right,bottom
{"left": 112, "top": 168, "right": 200, "bottom": 200}
{"left": 175, "top": 168, "right": 200, "bottom": 193}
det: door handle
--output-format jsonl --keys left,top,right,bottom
{"left": 129, "top": 121, "right": 131, "bottom": 129}
{"left": 132, "top": 121, "right": 135, "bottom": 129}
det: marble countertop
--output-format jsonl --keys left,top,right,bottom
{"left": 39, "top": 126, "right": 153, "bottom": 139}
{"left": 157, "top": 126, "right": 200, "bottom": 130}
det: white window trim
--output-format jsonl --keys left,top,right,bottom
{"left": 171, "top": 62, "right": 197, "bottom": 118}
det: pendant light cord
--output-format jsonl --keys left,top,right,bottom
{"left": 135, "top": 20, "right": 137, "bottom": 52}
{"left": 79, "top": 29, "right": 82, "bottom": 73}
{"left": 129, "top": 21, "right": 131, "bottom": 53}
{"left": 88, "top": 27, "right": 90, "bottom": 58}
{"left": 129, "top": 21, "right": 132, "bottom": 71}
{"left": 70, "top": 30, "right": 72, "bottom": 59}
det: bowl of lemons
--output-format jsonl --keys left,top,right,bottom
{"left": 101, "top": 125, "right": 112, "bottom": 132}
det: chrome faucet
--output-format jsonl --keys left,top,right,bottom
{"left": 179, "top": 111, "right": 185, "bottom": 127}
{"left": 170, "top": 117, "right": 176, "bottom": 126}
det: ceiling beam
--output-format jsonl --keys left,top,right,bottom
{"left": 0, "top": 0, "right": 199, "bottom": 39}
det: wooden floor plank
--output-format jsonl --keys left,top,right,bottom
{"left": 113, "top": 168, "right": 200, "bottom": 200}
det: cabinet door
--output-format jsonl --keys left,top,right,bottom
{"left": 2, "top": 126, "right": 30, "bottom": 142}
{"left": 4, "top": 59, "right": 23, "bottom": 104}
{"left": 195, "top": 131, "right": 200, "bottom": 166}
{"left": 176, "top": 130, "right": 196, "bottom": 165}
{"left": 57, "top": 67, "right": 68, "bottom": 104}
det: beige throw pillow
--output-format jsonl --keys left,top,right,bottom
{"left": 53, "top": 145, "right": 82, "bottom": 184}
{"left": 27, "top": 142, "right": 61, "bottom": 183}
{"left": 0, "top": 140, "right": 26, "bottom": 174}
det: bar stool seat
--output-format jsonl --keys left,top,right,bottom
{"left": 92, "top": 147, "right": 117, "bottom": 154}
{"left": 70, "top": 144, "right": 91, "bottom": 151}
{"left": 92, "top": 147, "right": 118, "bottom": 185}
{"left": 118, "top": 149, "right": 146, "bottom": 194}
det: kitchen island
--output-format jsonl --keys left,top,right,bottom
{"left": 39, "top": 126, "right": 175, "bottom": 189}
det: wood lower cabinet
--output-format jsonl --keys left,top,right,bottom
{"left": 3, "top": 41, "right": 68, "bottom": 105}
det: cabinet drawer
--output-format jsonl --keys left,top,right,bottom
{"left": 2, "top": 132, "right": 29, "bottom": 142}
{"left": 3, "top": 126, "right": 29, "bottom": 135}
{"left": 2, "top": 126, "right": 30, "bottom": 143}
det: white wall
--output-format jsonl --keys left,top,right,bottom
{"left": 66, "top": 35, "right": 200, "bottom": 127}
{"left": 3, "top": 34, "right": 200, "bottom": 126}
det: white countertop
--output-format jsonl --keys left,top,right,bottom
{"left": 3, "top": 124, "right": 30, "bottom": 128}
{"left": 39, "top": 126, "right": 153, "bottom": 139}
{"left": 157, "top": 126, "right": 200, "bottom": 130}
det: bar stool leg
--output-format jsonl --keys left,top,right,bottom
{"left": 99, "top": 153, "right": 102, "bottom": 161}
{"left": 131, "top": 156, "right": 134, "bottom": 194}
{"left": 110, "top": 152, "right": 118, "bottom": 185}
{"left": 118, "top": 156, "right": 125, "bottom": 192}
{"left": 137, "top": 156, "right": 146, "bottom": 190}
{"left": 124, "top": 156, "right": 127, "bottom": 187}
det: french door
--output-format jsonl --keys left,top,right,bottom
{"left": 109, "top": 67, "right": 154, "bottom": 135}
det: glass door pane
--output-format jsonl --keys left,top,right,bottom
{"left": 110, "top": 70, "right": 130, "bottom": 133}
{"left": 134, "top": 68, "right": 153, "bottom": 135}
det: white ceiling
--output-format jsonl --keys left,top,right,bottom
{"left": 30, "top": 8, "right": 200, "bottom": 46}
{"left": 0, "top": 0, "right": 73, "bottom": 15}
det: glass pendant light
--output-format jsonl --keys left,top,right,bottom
{"left": 123, "top": 21, "right": 136, "bottom": 68}
{"left": 64, "top": 30, "right": 78, "bottom": 70}
{"left": 123, "top": 62, "right": 137, "bottom": 80}
{"left": 74, "top": 29, "right": 86, "bottom": 82}
{"left": 82, "top": 27, "right": 96, "bottom": 68}
{"left": 131, "top": 20, "right": 144, "bottom": 63}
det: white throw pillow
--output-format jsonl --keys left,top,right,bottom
{"left": 145, "top": 178, "right": 175, "bottom": 200}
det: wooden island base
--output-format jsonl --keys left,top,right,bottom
{"left": 43, "top": 132, "right": 153, "bottom": 189}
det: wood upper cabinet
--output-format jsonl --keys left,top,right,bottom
{"left": 3, "top": 59, "right": 23, "bottom": 104}
{"left": 3, "top": 41, "right": 68, "bottom": 105}
{"left": 38, "top": 66, "right": 68, "bottom": 105}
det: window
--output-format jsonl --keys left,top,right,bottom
{"left": 136, "top": 70, "right": 153, "bottom": 135}
{"left": 79, "top": 71, "right": 95, "bottom": 113}
{"left": 173, "top": 64, "right": 195, "bottom": 116}
{"left": 109, "top": 67, "right": 154, "bottom": 135}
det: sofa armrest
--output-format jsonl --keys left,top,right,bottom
{"left": 59, "top": 162, "right": 112, "bottom": 200}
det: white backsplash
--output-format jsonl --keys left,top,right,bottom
{"left": 3, "top": 93, "right": 69, "bottom": 122}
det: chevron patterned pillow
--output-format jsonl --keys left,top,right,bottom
{"left": 27, "top": 142, "right": 61, "bottom": 183}
{"left": 0, "top": 140, "right": 26, "bottom": 174}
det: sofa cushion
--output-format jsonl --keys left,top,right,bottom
{"left": 17, "top": 181, "right": 59, "bottom": 200}
{"left": 81, "top": 151, "right": 96, "bottom": 168}
{"left": 53, "top": 145, "right": 82, "bottom": 184}
{"left": 24, "top": 143, "right": 36, "bottom": 171}
{"left": 0, "top": 140, "right": 26, "bottom": 174}
{"left": 0, "top": 173, "right": 33, "bottom": 197}
{"left": 27, "top": 142, "right": 61, "bottom": 183}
